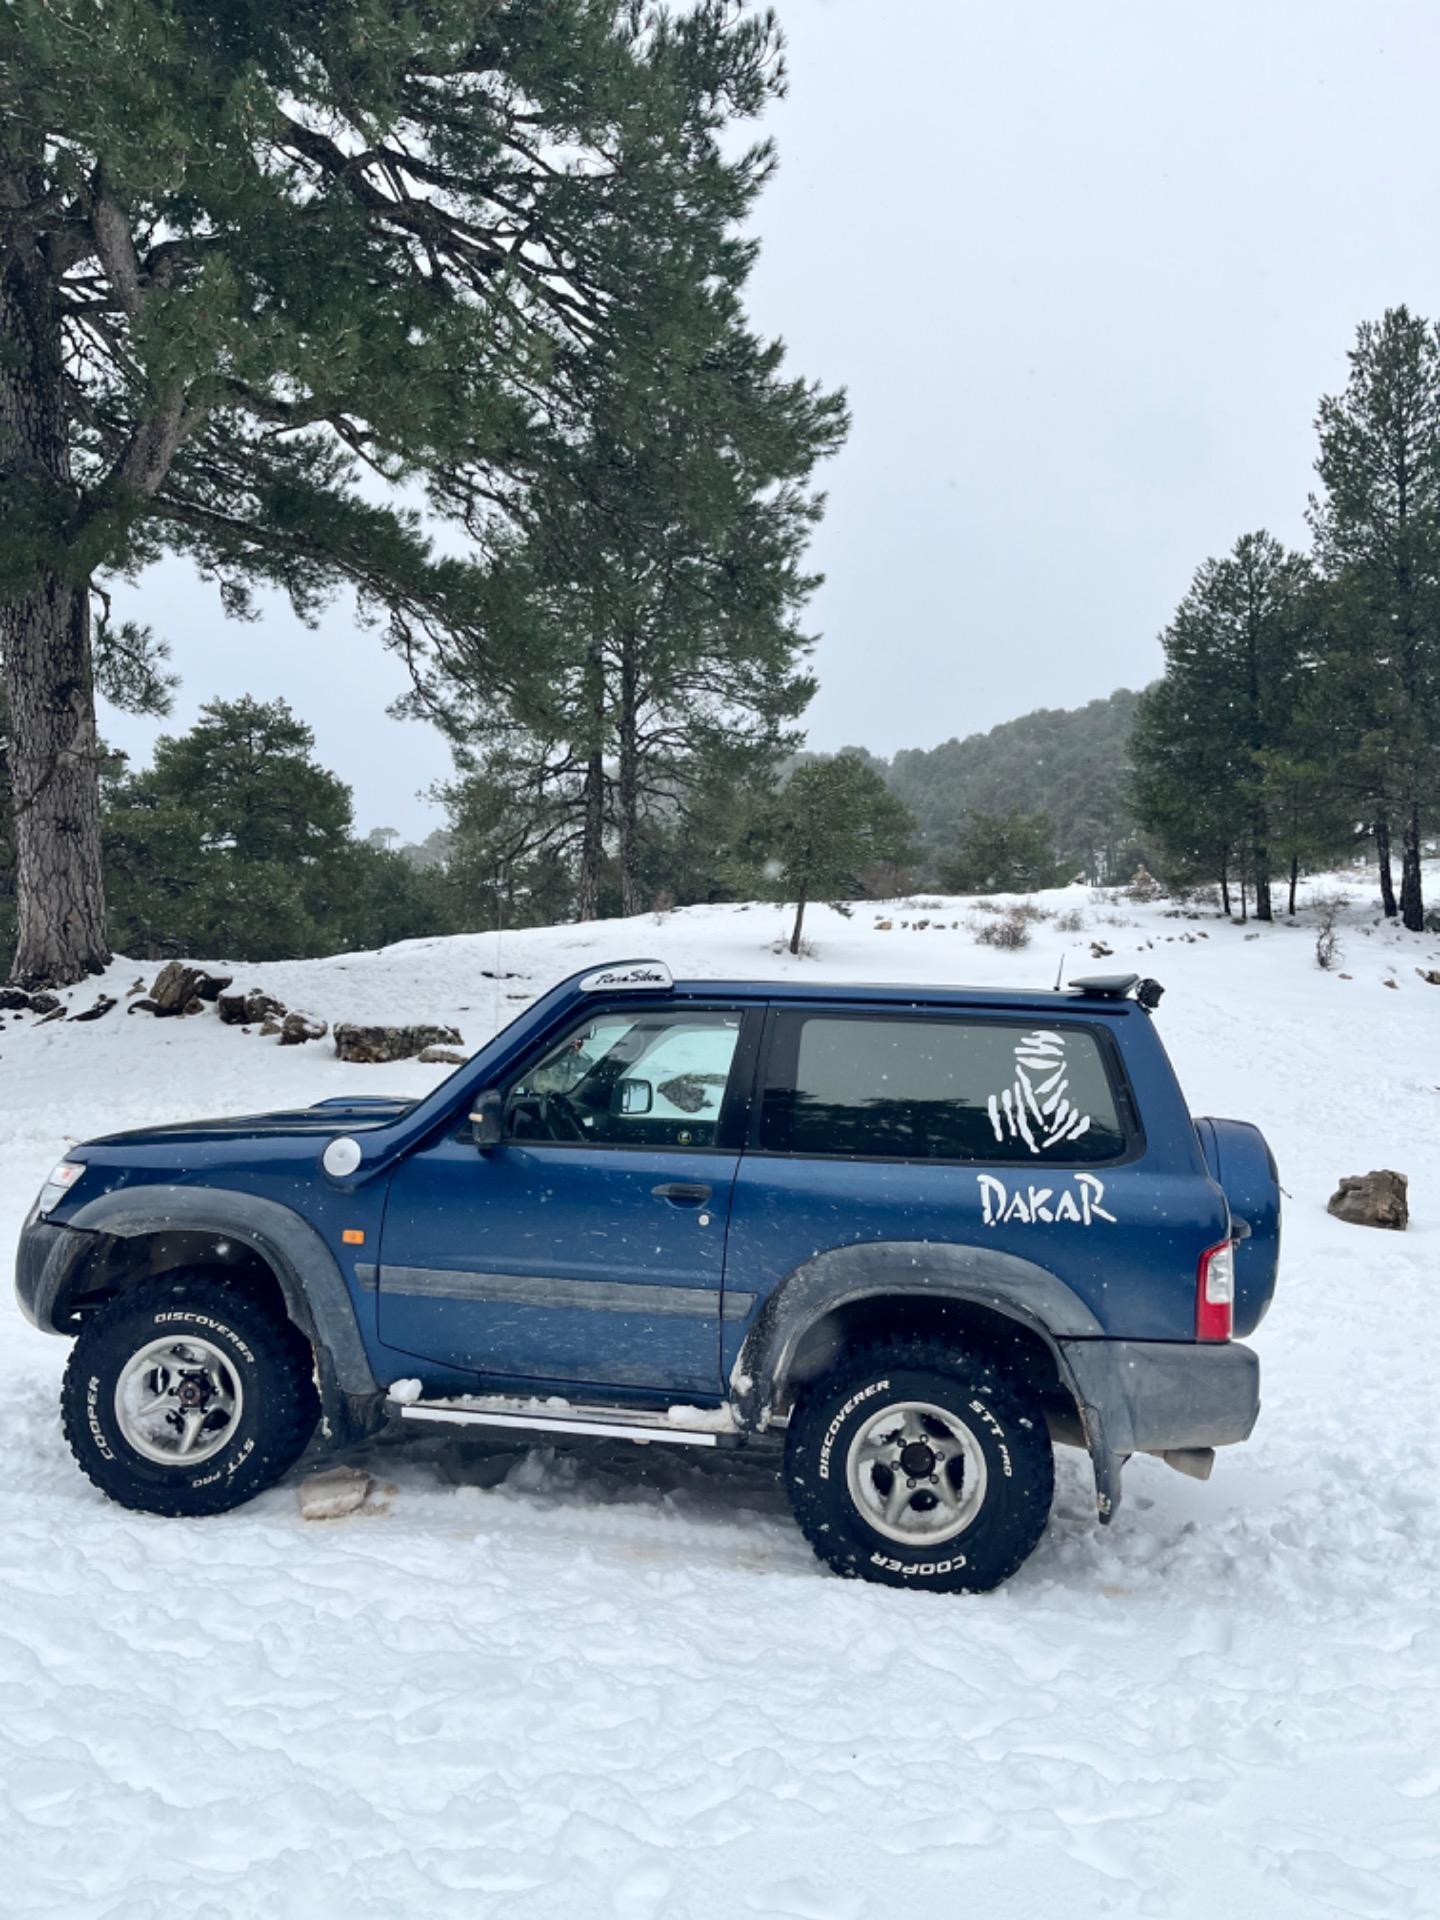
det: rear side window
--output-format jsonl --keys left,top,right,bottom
{"left": 759, "top": 1013, "right": 1128, "bottom": 1164}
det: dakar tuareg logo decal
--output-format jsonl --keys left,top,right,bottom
{"left": 977, "top": 1171, "right": 1116, "bottom": 1228}
{"left": 987, "top": 1029, "right": 1093, "bottom": 1155}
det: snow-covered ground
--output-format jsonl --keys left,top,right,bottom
{"left": 3, "top": 880, "right": 1438, "bottom": 1918}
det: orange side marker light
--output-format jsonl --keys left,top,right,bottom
{"left": 342, "top": 1229, "right": 365, "bottom": 1246}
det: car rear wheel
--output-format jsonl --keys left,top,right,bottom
{"left": 783, "top": 1339, "right": 1055, "bottom": 1592}
{"left": 60, "top": 1271, "right": 319, "bottom": 1516}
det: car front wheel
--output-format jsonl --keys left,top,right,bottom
{"left": 60, "top": 1271, "right": 319, "bottom": 1517}
{"left": 783, "top": 1340, "right": 1055, "bottom": 1593}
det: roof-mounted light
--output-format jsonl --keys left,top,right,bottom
{"left": 1066, "top": 973, "right": 1164, "bottom": 1010}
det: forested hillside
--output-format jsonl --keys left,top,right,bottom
{"left": 876, "top": 687, "right": 1143, "bottom": 883}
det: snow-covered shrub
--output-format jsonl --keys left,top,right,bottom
{"left": 1312, "top": 892, "right": 1345, "bottom": 971}
{"left": 1055, "top": 908, "right": 1086, "bottom": 932}
{"left": 975, "top": 910, "right": 1031, "bottom": 949}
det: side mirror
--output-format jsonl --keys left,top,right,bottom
{"left": 469, "top": 1090, "right": 504, "bottom": 1150}
{"left": 615, "top": 1077, "right": 654, "bottom": 1116}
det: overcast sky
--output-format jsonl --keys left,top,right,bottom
{"left": 100, "top": 0, "right": 1440, "bottom": 836}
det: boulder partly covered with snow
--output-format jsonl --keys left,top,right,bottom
{"left": 1327, "top": 1169, "right": 1408, "bottom": 1231}
{"left": 0, "top": 987, "right": 60, "bottom": 1014}
{"left": 217, "top": 985, "right": 287, "bottom": 1027}
{"left": 149, "top": 961, "right": 232, "bottom": 1015}
{"left": 335, "top": 1022, "right": 463, "bottom": 1064}
{"left": 278, "top": 1010, "right": 328, "bottom": 1046}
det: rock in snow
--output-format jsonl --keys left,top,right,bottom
{"left": 148, "top": 960, "right": 231, "bottom": 1015}
{"left": 278, "top": 1010, "right": 328, "bottom": 1046}
{"left": 217, "top": 985, "right": 287, "bottom": 1027}
{"left": 1327, "top": 1168, "right": 1409, "bottom": 1230}
{"left": 296, "top": 1465, "right": 373, "bottom": 1520}
{"left": 69, "top": 994, "right": 116, "bottom": 1023}
{"left": 334, "top": 1022, "right": 463, "bottom": 1063}
{"left": 416, "top": 1044, "right": 467, "bottom": 1065}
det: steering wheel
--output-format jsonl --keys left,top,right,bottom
{"left": 539, "top": 1091, "right": 588, "bottom": 1143}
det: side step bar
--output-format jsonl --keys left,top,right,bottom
{"left": 392, "top": 1393, "right": 734, "bottom": 1448}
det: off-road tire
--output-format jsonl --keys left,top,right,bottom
{"left": 784, "top": 1339, "right": 1055, "bottom": 1593}
{"left": 60, "top": 1271, "right": 319, "bottom": 1517}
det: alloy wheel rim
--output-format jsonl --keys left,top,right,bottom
{"left": 844, "top": 1398, "right": 988, "bottom": 1546}
{"left": 113, "top": 1335, "right": 244, "bottom": 1468}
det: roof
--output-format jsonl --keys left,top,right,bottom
{"left": 663, "top": 979, "right": 1142, "bottom": 1013}
{"left": 571, "top": 960, "right": 1156, "bottom": 1016}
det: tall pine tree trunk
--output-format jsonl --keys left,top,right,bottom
{"left": 617, "top": 636, "right": 641, "bottom": 918}
{"left": 577, "top": 749, "right": 605, "bottom": 921}
{"left": 1399, "top": 802, "right": 1424, "bottom": 932}
{"left": 1252, "top": 812, "right": 1273, "bottom": 923}
{"left": 575, "top": 644, "right": 606, "bottom": 922}
{"left": 1288, "top": 852, "right": 1299, "bottom": 917}
{"left": 1, "top": 174, "right": 111, "bottom": 986}
{"left": 1375, "top": 813, "right": 1397, "bottom": 917}
{"left": 1219, "top": 862, "right": 1231, "bottom": 917}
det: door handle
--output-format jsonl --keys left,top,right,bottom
{"left": 652, "top": 1181, "right": 712, "bottom": 1207}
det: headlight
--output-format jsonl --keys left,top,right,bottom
{"left": 36, "top": 1161, "right": 85, "bottom": 1215}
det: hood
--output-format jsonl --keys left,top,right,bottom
{"left": 81, "top": 1095, "right": 416, "bottom": 1151}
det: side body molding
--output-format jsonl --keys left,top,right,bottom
{"left": 64, "top": 1185, "right": 379, "bottom": 1410}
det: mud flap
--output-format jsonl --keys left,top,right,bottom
{"left": 1078, "top": 1399, "right": 1127, "bottom": 1523}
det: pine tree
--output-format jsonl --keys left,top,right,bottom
{"left": 759, "top": 754, "right": 915, "bottom": 954}
{"left": 403, "top": 267, "right": 845, "bottom": 920}
{"left": 937, "top": 809, "right": 1064, "bottom": 894}
{"left": 1129, "top": 676, "right": 1248, "bottom": 910}
{"left": 1309, "top": 308, "right": 1440, "bottom": 929}
{"left": 1130, "top": 532, "right": 1315, "bottom": 918}
{"left": 103, "top": 695, "right": 451, "bottom": 959}
{"left": 1, "top": 0, "right": 787, "bottom": 982}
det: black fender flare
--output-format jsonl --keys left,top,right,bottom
{"left": 731, "top": 1239, "right": 1124, "bottom": 1519}
{"left": 64, "top": 1185, "right": 379, "bottom": 1418}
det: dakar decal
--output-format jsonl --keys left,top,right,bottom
{"left": 987, "top": 1029, "right": 1092, "bottom": 1155}
{"left": 977, "top": 1171, "right": 1116, "bottom": 1228}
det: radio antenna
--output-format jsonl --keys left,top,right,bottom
{"left": 1053, "top": 949, "right": 1066, "bottom": 992}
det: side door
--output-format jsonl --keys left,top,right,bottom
{"left": 721, "top": 1006, "right": 1213, "bottom": 1373}
{"left": 377, "top": 1001, "right": 760, "bottom": 1395}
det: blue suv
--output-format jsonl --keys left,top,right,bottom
{"left": 16, "top": 958, "right": 1279, "bottom": 1592}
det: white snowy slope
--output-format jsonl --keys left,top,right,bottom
{"left": 2, "top": 883, "right": 1438, "bottom": 1920}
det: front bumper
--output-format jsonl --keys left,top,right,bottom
{"left": 14, "top": 1214, "right": 94, "bottom": 1332}
{"left": 1058, "top": 1337, "right": 1260, "bottom": 1519}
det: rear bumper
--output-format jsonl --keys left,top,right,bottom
{"left": 1061, "top": 1337, "right": 1260, "bottom": 1452}
{"left": 1058, "top": 1337, "right": 1260, "bottom": 1518}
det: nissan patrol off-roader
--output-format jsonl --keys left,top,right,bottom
{"left": 16, "top": 959, "right": 1280, "bottom": 1592}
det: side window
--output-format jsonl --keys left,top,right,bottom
{"left": 759, "top": 1014, "right": 1128, "bottom": 1164}
{"left": 505, "top": 1009, "right": 743, "bottom": 1149}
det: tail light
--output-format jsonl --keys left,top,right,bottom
{"left": 1196, "top": 1239, "right": 1235, "bottom": 1341}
